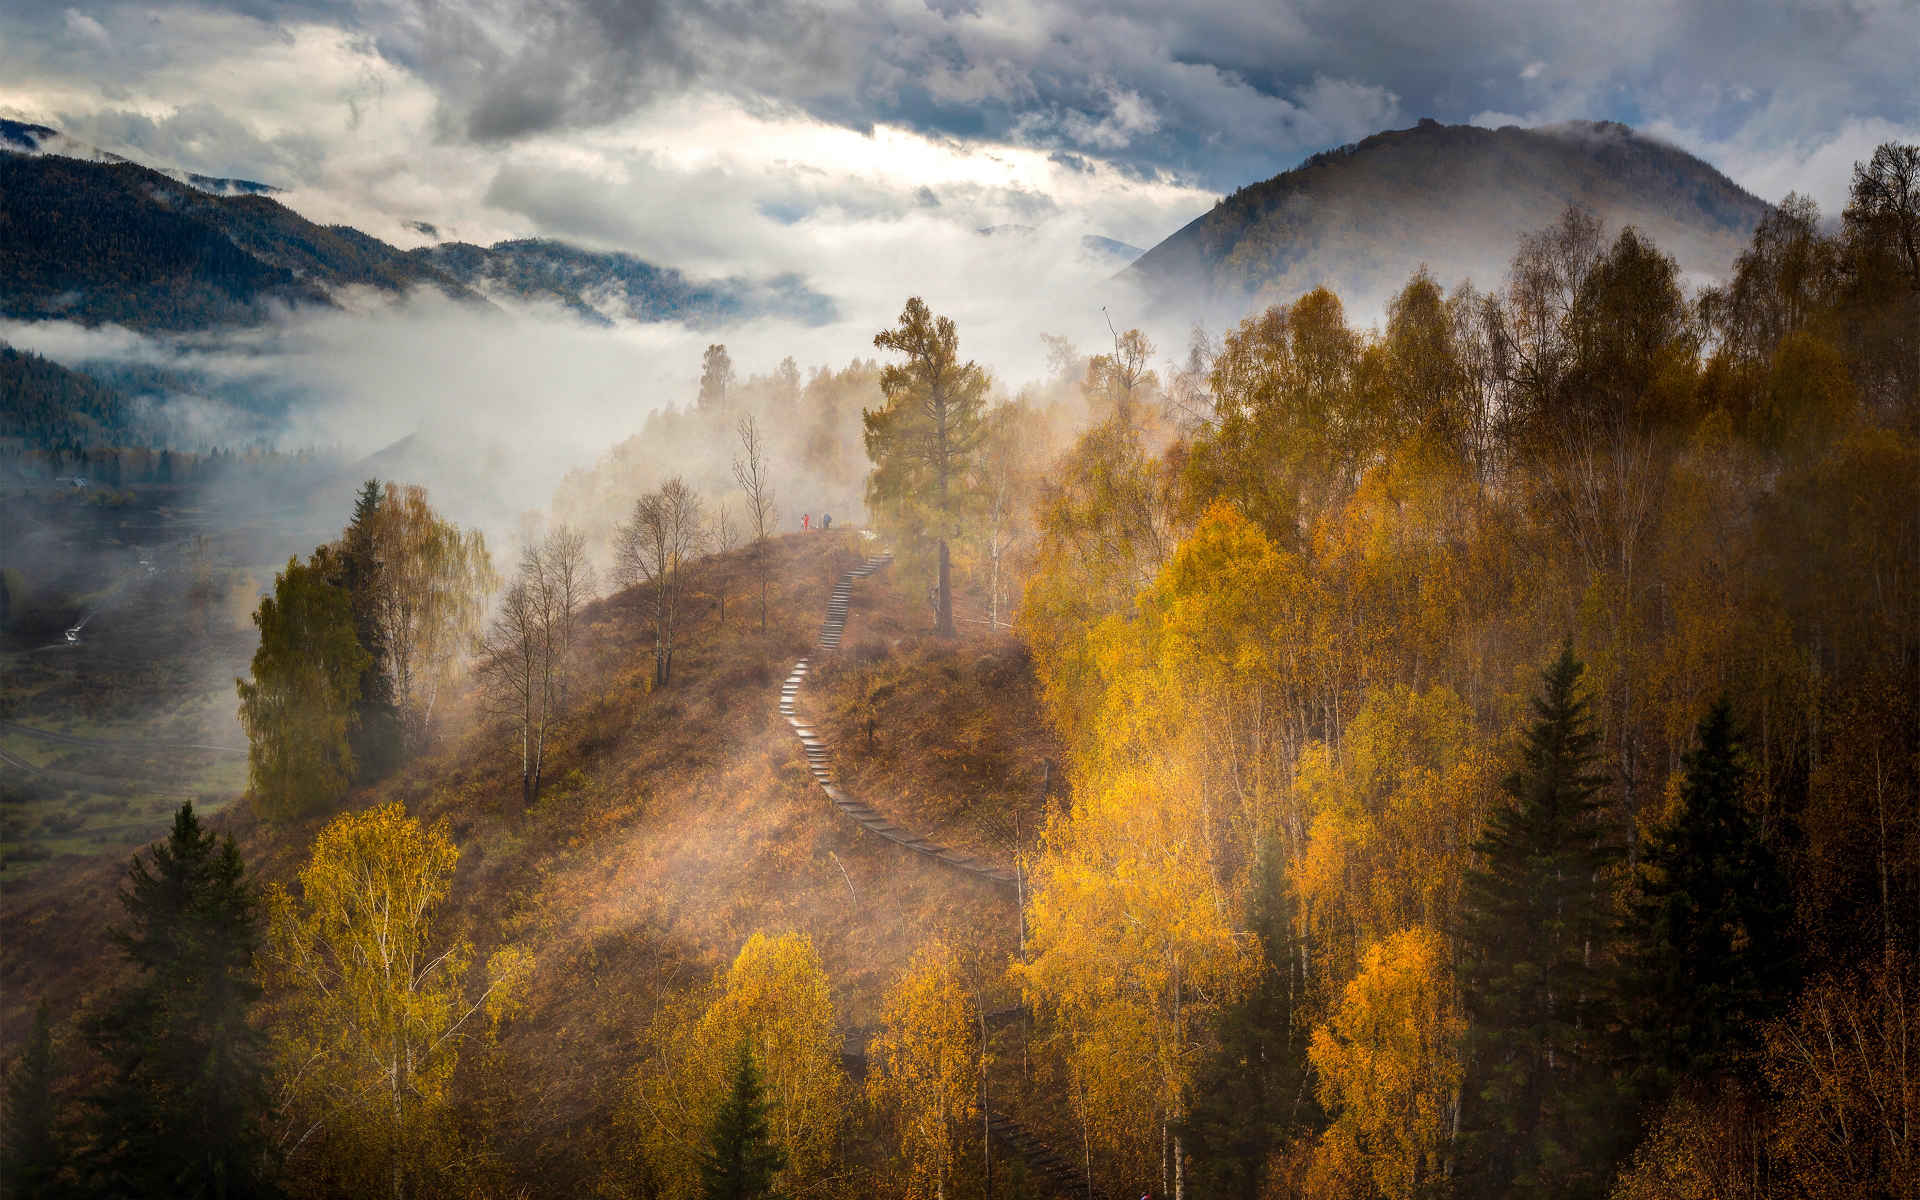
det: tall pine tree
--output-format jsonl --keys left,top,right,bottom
{"left": 2, "top": 1001, "right": 68, "bottom": 1199}
{"left": 865, "top": 297, "right": 988, "bottom": 637}
{"left": 1632, "top": 698, "right": 1797, "bottom": 1084}
{"left": 83, "top": 803, "right": 277, "bottom": 1199}
{"left": 698, "top": 1044, "right": 788, "bottom": 1200}
{"left": 1457, "top": 647, "right": 1624, "bottom": 1200}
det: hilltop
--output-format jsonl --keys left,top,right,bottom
{"left": 0, "top": 530, "right": 1060, "bottom": 1190}
{"left": 1125, "top": 118, "right": 1772, "bottom": 320}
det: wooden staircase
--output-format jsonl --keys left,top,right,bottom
{"left": 782, "top": 549, "right": 1085, "bottom": 1196}
{"left": 988, "top": 1110, "right": 1087, "bottom": 1197}
{"left": 779, "top": 552, "right": 1017, "bottom": 888}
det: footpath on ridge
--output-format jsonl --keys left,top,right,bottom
{"left": 780, "top": 550, "right": 1085, "bottom": 1198}
{"left": 779, "top": 552, "right": 1018, "bottom": 888}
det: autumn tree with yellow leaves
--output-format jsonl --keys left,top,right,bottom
{"left": 1308, "top": 929, "right": 1465, "bottom": 1200}
{"left": 366, "top": 483, "right": 494, "bottom": 751}
{"left": 867, "top": 942, "right": 981, "bottom": 1200}
{"left": 624, "top": 932, "right": 848, "bottom": 1199}
{"left": 265, "top": 802, "right": 525, "bottom": 1199}
{"left": 1013, "top": 143, "right": 1919, "bottom": 1200}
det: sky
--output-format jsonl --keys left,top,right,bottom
{"left": 7, "top": 0, "right": 1915, "bottom": 262}
{"left": 3, "top": 0, "right": 1917, "bottom": 511}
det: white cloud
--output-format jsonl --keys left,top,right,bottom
{"left": 3, "top": 0, "right": 1917, "bottom": 532}
{"left": 63, "top": 8, "right": 108, "bottom": 44}
{"left": 1654, "top": 113, "right": 1920, "bottom": 212}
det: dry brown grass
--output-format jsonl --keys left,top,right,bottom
{"left": 0, "top": 529, "right": 1053, "bottom": 1193}
{"left": 803, "top": 569, "right": 1062, "bottom": 873}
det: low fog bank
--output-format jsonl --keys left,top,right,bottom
{"left": 0, "top": 214, "right": 1180, "bottom": 789}
{"left": 3, "top": 220, "right": 1175, "bottom": 552}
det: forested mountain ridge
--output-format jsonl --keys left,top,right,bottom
{"left": 0, "top": 152, "right": 479, "bottom": 331}
{"left": 1127, "top": 118, "right": 1772, "bottom": 318}
{"left": 0, "top": 344, "right": 130, "bottom": 447}
{"left": 411, "top": 238, "right": 836, "bottom": 327}
{"left": 0, "top": 118, "right": 281, "bottom": 197}
{"left": 0, "top": 127, "right": 833, "bottom": 333}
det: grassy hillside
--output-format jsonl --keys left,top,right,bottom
{"left": 1127, "top": 118, "right": 1771, "bottom": 319}
{"left": 807, "top": 580, "right": 1062, "bottom": 870}
{"left": 0, "top": 529, "right": 1053, "bottom": 1190}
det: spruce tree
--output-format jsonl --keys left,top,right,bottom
{"left": 1179, "top": 844, "right": 1321, "bottom": 1199}
{"left": 1632, "top": 698, "right": 1797, "bottom": 1084}
{"left": 1457, "top": 646, "right": 1624, "bottom": 1200}
{"left": 698, "top": 1044, "right": 787, "bottom": 1200}
{"left": 339, "top": 478, "right": 401, "bottom": 777}
{"left": 2, "top": 1001, "right": 68, "bottom": 1199}
{"left": 83, "top": 803, "right": 277, "bottom": 1199}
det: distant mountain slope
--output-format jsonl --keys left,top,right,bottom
{"left": 0, "top": 129, "right": 834, "bottom": 333}
{"left": 0, "top": 153, "right": 477, "bottom": 331}
{"left": 0, "top": 118, "right": 280, "bottom": 196}
{"left": 410, "top": 238, "right": 836, "bottom": 327}
{"left": 0, "top": 344, "right": 130, "bottom": 447}
{"left": 978, "top": 225, "right": 1146, "bottom": 266}
{"left": 1125, "top": 119, "right": 1772, "bottom": 320}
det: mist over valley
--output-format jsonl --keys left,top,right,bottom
{"left": 2, "top": 5, "right": 1917, "bottom": 1199}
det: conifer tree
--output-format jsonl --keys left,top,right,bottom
{"left": 1179, "top": 847, "right": 1320, "bottom": 1200}
{"left": 83, "top": 803, "right": 276, "bottom": 1198}
{"left": 1457, "top": 647, "right": 1623, "bottom": 1200}
{"left": 866, "top": 297, "right": 988, "bottom": 636}
{"left": 338, "top": 478, "right": 402, "bottom": 776}
{"left": 699, "top": 1044, "right": 788, "bottom": 1200}
{"left": 1632, "top": 699, "right": 1797, "bottom": 1083}
{"left": 2, "top": 1001, "right": 67, "bottom": 1200}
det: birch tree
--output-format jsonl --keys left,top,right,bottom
{"left": 968, "top": 403, "right": 1039, "bottom": 634}
{"left": 868, "top": 943, "right": 980, "bottom": 1200}
{"left": 613, "top": 476, "right": 706, "bottom": 687}
{"left": 367, "top": 483, "right": 494, "bottom": 751}
{"left": 265, "top": 802, "right": 523, "bottom": 1199}
{"left": 474, "top": 527, "right": 593, "bottom": 806}
{"left": 627, "top": 932, "right": 847, "bottom": 1199}
{"left": 732, "top": 414, "right": 777, "bottom": 633}
{"left": 710, "top": 501, "right": 737, "bottom": 625}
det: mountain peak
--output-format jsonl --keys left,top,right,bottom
{"left": 1127, "top": 119, "right": 1769, "bottom": 322}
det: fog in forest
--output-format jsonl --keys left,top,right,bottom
{"left": 4, "top": 3, "right": 1919, "bottom": 1199}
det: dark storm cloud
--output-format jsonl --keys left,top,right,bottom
{"left": 353, "top": 0, "right": 1915, "bottom": 186}
{"left": 190, "top": 0, "right": 1388, "bottom": 179}
{"left": 15, "top": 0, "right": 1919, "bottom": 191}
